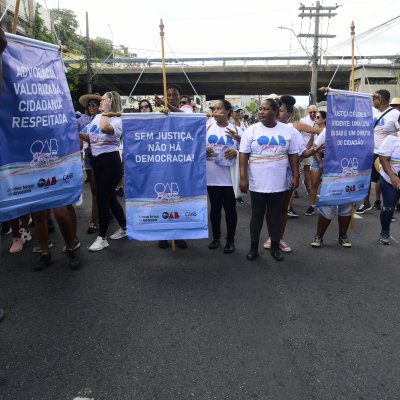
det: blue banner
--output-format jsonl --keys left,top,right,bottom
{"left": 318, "top": 89, "right": 374, "bottom": 206}
{"left": 0, "top": 36, "right": 82, "bottom": 222}
{"left": 122, "top": 113, "right": 208, "bottom": 240}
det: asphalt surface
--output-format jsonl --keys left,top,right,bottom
{"left": 1, "top": 180, "right": 400, "bottom": 400}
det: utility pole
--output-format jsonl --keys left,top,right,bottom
{"left": 85, "top": 12, "right": 92, "bottom": 93}
{"left": 298, "top": 1, "right": 339, "bottom": 104}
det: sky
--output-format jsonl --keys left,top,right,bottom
{"left": 39, "top": 0, "right": 399, "bottom": 59}
{"left": 36, "top": 0, "right": 399, "bottom": 105}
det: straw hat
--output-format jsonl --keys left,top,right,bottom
{"left": 390, "top": 97, "right": 400, "bottom": 106}
{"left": 79, "top": 93, "right": 102, "bottom": 108}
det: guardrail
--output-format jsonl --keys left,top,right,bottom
{"left": 63, "top": 55, "right": 399, "bottom": 68}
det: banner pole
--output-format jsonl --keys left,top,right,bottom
{"left": 159, "top": 19, "right": 168, "bottom": 113}
{"left": 350, "top": 21, "right": 355, "bottom": 92}
{"left": 350, "top": 21, "right": 356, "bottom": 230}
{"left": 12, "top": 0, "right": 20, "bottom": 34}
{"left": 159, "top": 19, "right": 176, "bottom": 251}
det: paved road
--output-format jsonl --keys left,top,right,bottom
{"left": 1, "top": 182, "right": 400, "bottom": 400}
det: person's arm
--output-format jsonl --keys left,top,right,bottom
{"left": 288, "top": 153, "right": 299, "bottom": 189}
{"left": 239, "top": 152, "right": 250, "bottom": 193}
{"left": 380, "top": 155, "right": 400, "bottom": 189}
{"left": 79, "top": 132, "right": 89, "bottom": 142}
{"left": 99, "top": 115, "right": 115, "bottom": 135}
{"left": 293, "top": 121, "right": 323, "bottom": 135}
{"left": 225, "top": 127, "right": 241, "bottom": 143}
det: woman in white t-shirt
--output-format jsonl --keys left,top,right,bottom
{"left": 239, "top": 98, "right": 299, "bottom": 262}
{"left": 263, "top": 95, "right": 320, "bottom": 253}
{"left": 80, "top": 91, "right": 127, "bottom": 251}
{"left": 206, "top": 100, "right": 241, "bottom": 253}
{"left": 377, "top": 135, "right": 400, "bottom": 244}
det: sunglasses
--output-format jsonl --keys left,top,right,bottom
{"left": 88, "top": 102, "right": 100, "bottom": 107}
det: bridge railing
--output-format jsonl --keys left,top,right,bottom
{"left": 63, "top": 55, "right": 399, "bottom": 69}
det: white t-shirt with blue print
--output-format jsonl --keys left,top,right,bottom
{"left": 240, "top": 121, "right": 298, "bottom": 193}
{"left": 206, "top": 122, "right": 240, "bottom": 186}
{"left": 82, "top": 113, "right": 122, "bottom": 157}
{"left": 377, "top": 135, "right": 400, "bottom": 185}
{"left": 373, "top": 107, "right": 400, "bottom": 153}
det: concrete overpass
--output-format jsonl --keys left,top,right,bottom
{"left": 68, "top": 56, "right": 398, "bottom": 99}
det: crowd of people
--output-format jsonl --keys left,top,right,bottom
{"left": 2, "top": 84, "right": 400, "bottom": 270}
{"left": 2, "top": 76, "right": 400, "bottom": 321}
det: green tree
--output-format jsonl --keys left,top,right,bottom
{"left": 245, "top": 100, "right": 259, "bottom": 118}
{"left": 51, "top": 8, "right": 84, "bottom": 52}
{"left": 30, "top": 3, "right": 55, "bottom": 43}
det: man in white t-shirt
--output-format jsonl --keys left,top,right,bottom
{"left": 155, "top": 84, "right": 192, "bottom": 249}
{"left": 299, "top": 105, "right": 317, "bottom": 196}
{"left": 356, "top": 89, "right": 400, "bottom": 214}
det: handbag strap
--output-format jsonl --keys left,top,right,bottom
{"left": 374, "top": 107, "right": 394, "bottom": 128}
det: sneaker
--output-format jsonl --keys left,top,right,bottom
{"left": 310, "top": 235, "right": 323, "bottom": 248}
{"left": 89, "top": 236, "right": 109, "bottom": 252}
{"left": 9, "top": 237, "right": 25, "bottom": 253}
{"left": 33, "top": 253, "right": 53, "bottom": 271}
{"left": 176, "top": 239, "right": 187, "bottom": 249}
{"left": 208, "top": 239, "right": 220, "bottom": 250}
{"left": 355, "top": 203, "right": 372, "bottom": 214}
{"left": 338, "top": 235, "right": 352, "bottom": 248}
{"left": 279, "top": 240, "right": 292, "bottom": 252}
{"left": 62, "top": 237, "right": 81, "bottom": 253}
{"left": 0, "top": 222, "right": 12, "bottom": 236}
{"left": 287, "top": 208, "right": 299, "bottom": 218}
{"left": 19, "top": 227, "right": 32, "bottom": 242}
{"left": 158, "top": 240, "right": 169, "bottom": 249}
{"left": 236, "top": 198, "right": 244, "bottom": 204}
{"left": 379, "top": 232, "right": 390, "bottom": 245}
{"left": 263, "top": 237, "right": 271, "bottom": 249}
{"left": 373, "top": 200, "right": 381, "bottom": 210}
{"left": 66, "top": 249, "right": 81, "bottom": 270}
{"left": 305, "top": 206, "right": 315, "bottom": 216}
{"left": 109, "top": 227, "right": 127, "bottom": 240}
{"left": 391, "top": 217, "right": 396, "bottom": 222}
{"left": 32, "top": 240, "right": 54, "bottom": 253}
{"left": 87, "top": 220, "right": 98, "bottom": 234}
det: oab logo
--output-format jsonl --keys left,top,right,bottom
{"left": 38, "top": 177, "right": 57, "bottom": 188}
{"left": 30, "top": 139, "right": 59, "bottom": 167}
{"left": 341, "top": 157, "right": 359, "bottom": 175}
{"left": 154, "top": 182, "right": 180, "bottom": 201}
{"left": 162, "top": 212, "right": 180, "bottom": 220}
{"left": 63, "top": 173, "right": 73, "bottom": 183}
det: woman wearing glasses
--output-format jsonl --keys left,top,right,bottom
{"left": 79, "top": 94, "right": 102, "bottom": 234}
{"left": 80, "top": 91, "right": 127, "bottom": 251}
{"left": 239, "top": 98, "right": 299, "bottom": 262}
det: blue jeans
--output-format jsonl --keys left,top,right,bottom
{"left": 379, "top": 176, "right": 400, "bottom": 234}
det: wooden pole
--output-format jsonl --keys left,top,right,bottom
{"left": 350, "top": 21, "right": 356, "bottom": 230}
{"left": 12, "top": 0, "right": 21, "bottom": 34}
{"left": 159, "top": 19, "right": 175, "bottom": 251}
{"left": 351, "top": 21, "right": 355, "bottom": 92}
{"left": 159, "top": 19, "right": 168, "bottom": 113}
